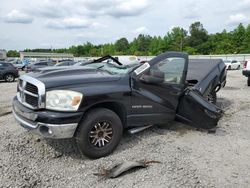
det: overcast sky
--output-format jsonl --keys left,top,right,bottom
{"left": 0, "top": 0, "right": 250, "bottom": 50}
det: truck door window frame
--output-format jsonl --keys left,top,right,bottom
{"left": 150, "top": 57, "right": 186, "bottom": 85}
{"left": 134, "top": 52, "right": 188, "bottom": 87}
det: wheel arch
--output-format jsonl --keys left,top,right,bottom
{"left": 3, "top": 72, "right": 15, "bottom": 78}
{"left": 80, "top": 101, "right": 127, "bottom": 128}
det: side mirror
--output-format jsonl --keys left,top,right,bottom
{"left": 140, "top": 69, "right": 164, "bottom": 84}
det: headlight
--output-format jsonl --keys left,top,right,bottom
{"left": 46, "top": 90, "right": 83, "bottom": 111}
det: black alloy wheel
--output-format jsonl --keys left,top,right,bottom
{"left": 76, "top": 108, "right": 123, "bottom": 159}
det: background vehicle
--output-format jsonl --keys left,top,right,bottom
{"left": 32, "top": 60, "right": 91, "bottom": 72}
{"left": 12, "top": 52, "right": 226, "bottom": 158}
{"left": 110, "top": 55, "right": 139, "bottom": 65}
{"left": 27, "top": 60, "right": 56, "bottom": 72}
{"left": 0, "top": 61, "right": 19, "bottom": 82}
{"left": 55, "top": 60, "right": 77, "bottom": 66}
{"left": 73, "top": 60, "right": 91, "bottom": 66}
{"left": 242, "top": 60, "right": 250, "bottom": 86}
{"left": 10, "top": 60, "right": 26, "bottom": 70}
{"left": 223, "top": 60, "right": 241, "bottom": 70}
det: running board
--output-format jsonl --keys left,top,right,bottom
{"left": 128, "top": 125, "right": 153, "bottom": 134}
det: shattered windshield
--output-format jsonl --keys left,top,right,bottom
{"left": 85, "top": 59, "right": 139, "bottom": 74}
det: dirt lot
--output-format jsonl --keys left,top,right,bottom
{"left": 0, "top": 70, "right": 250, "bottom": 187}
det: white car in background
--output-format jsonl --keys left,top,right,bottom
{"left": 223, "top": 60, "right": 241, "bottom": 70}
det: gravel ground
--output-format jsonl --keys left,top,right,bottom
{"left": 0, "top": 70, "right": 250, "bottom": 187}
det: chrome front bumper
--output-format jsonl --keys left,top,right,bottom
{"left": 12, "top": 107, "right": 78, "bottom": 139}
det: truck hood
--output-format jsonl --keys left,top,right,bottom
{"left": 28, "top": 67, "right": 121, "bottom": 88}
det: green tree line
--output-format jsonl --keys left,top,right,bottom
{"left": 7, "top": 22, "right": 250, "bottom": 57}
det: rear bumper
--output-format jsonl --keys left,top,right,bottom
{"left": 12, "top": 97, "right": 83, "bottom": 139}
{"left": 242, "top": 70, "right": 250, "bottom": 77}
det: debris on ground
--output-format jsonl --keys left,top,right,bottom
{"left": 94, "top": 160, "right": 161, "bottom": 178}
{"left": 0, "top": 111, "right": 12, "bottom": 117}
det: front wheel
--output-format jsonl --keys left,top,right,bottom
{"left": 248, "top": 77, "right": 250, "bottom": 86}
{"left": 75, "top": 108, "right": 123, "bottom": 159}
{"left": 4, "top": 74, "right": 15, "bottom": 82}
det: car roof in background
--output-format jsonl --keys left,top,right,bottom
{"left": 91, "top": 55, "right": 139, "bottom": 65}
{"left": 223, "top": 59, "right": 239, "bottom": 61}
{"left": 73, "top": 61, "right": 90, "bottom": 66}
{"left": 0, "top": 62, "right": 12, "bottom": 65}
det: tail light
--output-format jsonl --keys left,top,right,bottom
{"left": 243, "top": 61, "right": 247, "bottom": 69}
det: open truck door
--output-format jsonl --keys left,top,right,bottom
{"left": 176, "top": 89, "right": 223, "bottom": 129}
{"left": 130, "top": 52, "right": 189, "bottom": 126}
{"left": 131, "top": 51, "right": 223, "bottom": 129}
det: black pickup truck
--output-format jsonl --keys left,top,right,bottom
{"left": 12, "top": 52, "right": 227, "bottom": 158}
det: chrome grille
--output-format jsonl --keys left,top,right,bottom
{"left": 17, "top": 75, "right": 46, "bottom": 109}
{"left": 25, "top": 82, "right": 38, "bottom": 94}
{"left": 26, "top": 92, "right": 39, "bottom": 106}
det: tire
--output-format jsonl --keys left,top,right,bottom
{"left": 228, "top": 66, "right": 231, "bottom": 70}
{"left": 75, "top": 108, "right": 123, "bottom": 159}
{"left": 237, "top": 65, "right": 240, "bottom": 70}
{"left": 4, "top": 74, "right": 15, "bottom": 82}
{"left": 248, "top": 77, "right": 250, "bottom": 86}
{"left": 207, "top": 90, "right": 217, "bottom": 104}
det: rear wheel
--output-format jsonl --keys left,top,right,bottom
{"left": 4, "top": 74, "right": 15, "bottom": 82}
{"left": 206, "top": 90, "right": 217, "bottom": 104}
{"left": 228, "top": 66, "right": 231, "bottom": 70}
{"left": 248, "top": 77, "right": 250, "bottom": 86}
{"left": 75, "top": 108, "right": 123, "bottom": 159}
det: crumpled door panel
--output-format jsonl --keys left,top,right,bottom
{"left": 176, "top": 89, "right": 223, "bottom": 129}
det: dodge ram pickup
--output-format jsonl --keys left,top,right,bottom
{"left": 12, "top": 52, "right": 227, "bottom": 158}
